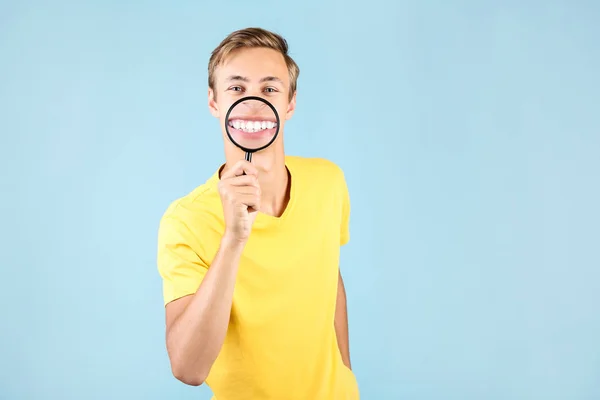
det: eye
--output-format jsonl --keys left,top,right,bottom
{"left": 229, "top": 86, "right": 243, "bottom": 92}
{"left": 264, "top": 87, "right": 278, "bottom": 93}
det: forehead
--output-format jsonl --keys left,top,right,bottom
{"left": 216, "top": 47, "right": 289, "bottom": 84}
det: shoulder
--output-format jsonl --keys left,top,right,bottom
{"left": 156, "top": 175, "right": 223, "bottom": 305}
{"left": 158, "top": 172, "right": 223, "bottom": 245}
{"left": 285, "top": 155, "right": 347, "bottom": 185}
{"left": 285, "top": 156, "right": 350, "bottom": 218}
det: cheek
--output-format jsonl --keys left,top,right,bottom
{"left": 272, "top": 102, "right": 291, "bottom": 121}
{"left": 214, "top": 99, "right": 235, "bottom": 119}
{"left": 220, "top": 116, "right": 229, "bottom": 133}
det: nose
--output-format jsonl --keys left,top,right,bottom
{"left": 239, "top": 100, "right": 267, "bottom": 111}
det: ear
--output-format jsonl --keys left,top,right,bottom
{"left": 285, "top": 91, "right": 297, "bottom": 120}
{"left": 208, "top": 88, "right": 219, "bottom": 118}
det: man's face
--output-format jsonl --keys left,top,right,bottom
{"left": 208, "top": 47, "right": 296, "bottom": 153}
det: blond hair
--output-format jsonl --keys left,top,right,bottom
{"left": 208, "top": 27, "right": 300, "bottom": 101}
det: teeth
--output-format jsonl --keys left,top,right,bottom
{"left": 230, "top": 120, "right": 276, "bottom": 133}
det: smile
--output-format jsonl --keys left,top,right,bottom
{"left": 228, "top": 119, "right": 278, "bottom": 133}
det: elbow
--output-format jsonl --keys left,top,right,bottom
{"left": 172, "top": 366, "right": 206, "bottom": 386}
{"left": 166, "top": 335, "right": 211, "bottom": 386}
{"left": 170, "top": 358, "right": 207, "bottom": 387}
{"left": 176, "top": 374, "right": 205, "bottom": 387}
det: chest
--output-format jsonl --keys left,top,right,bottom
{"left": 230, "top": 191, "right": 343, "bottom": 324}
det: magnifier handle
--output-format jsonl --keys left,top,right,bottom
{"left": 242, "top": 152, "right": 252, "bottom": 175}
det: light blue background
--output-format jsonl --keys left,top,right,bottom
{"left": 1, "top": 1, "right": 599, "bottom": 399}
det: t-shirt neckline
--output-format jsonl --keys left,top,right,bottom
{"left": 209, "top": 157, "right": 297, "bottom": 228}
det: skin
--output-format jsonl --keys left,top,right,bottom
{"left": 210, "top": 46, "right": 296, "bottom": 218}
{"left": 164, "top": 47, "right": 351, "bottom": 386}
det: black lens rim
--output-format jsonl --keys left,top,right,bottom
{"left": 224, "top": 96, "right": 281, "bottom": 153}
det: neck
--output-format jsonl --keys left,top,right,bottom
{"left": 223, "top": 149, "right": 290, "bottom": 218}
{"left": 256, "top": 153, "right": 289, "bottom": 217}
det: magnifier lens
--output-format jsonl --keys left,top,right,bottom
{"left": 225, "top": 97, "right": 280, "bottom": 161}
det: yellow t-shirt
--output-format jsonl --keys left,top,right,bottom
{"left": 157, "top": 155, "right": 359, "bottom": 400}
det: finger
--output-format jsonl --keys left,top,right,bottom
{"left": 233, "top": 186, "right": 261, "bottom": 196}
{"left": 221, "top": 160, "right": 258, "bottom": 179}
{"left": 225, "top": 174, "right": 260, "bottom": 187}
{"left": 237, "top": 194, "right": 260, "bottom": 209}
{"left": 220, "top": 184, "right": 260, "bottom": 198}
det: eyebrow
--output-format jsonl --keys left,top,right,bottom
{"left": 226, "top": 75, "right": 283, "bottom": 84}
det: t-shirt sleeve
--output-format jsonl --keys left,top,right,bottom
{"left": 339, "top": 169, "right": 351, "bottom": 246}
{"left": 157, "top": 214, "right": 209, "bottom": 306}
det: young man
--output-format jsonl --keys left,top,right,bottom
{"left": 157, "top": 27, "right": 358, "bottom": 399}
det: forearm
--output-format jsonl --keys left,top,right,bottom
{"left": 334, "top": 271, "right": 351, "bottom": 369}
{"left": 166, "top": 235, "right": 245, "bottom": 384}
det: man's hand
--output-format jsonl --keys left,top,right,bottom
{"left": 218, "top": 160, "right": 261, "bottom": 243}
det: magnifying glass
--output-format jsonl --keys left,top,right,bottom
{"left": 224, "top": 96, "right": 280, "bottom": 163}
